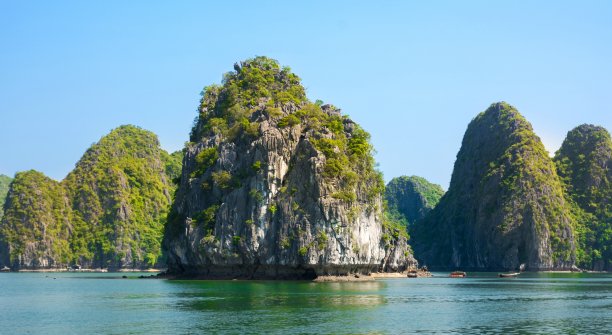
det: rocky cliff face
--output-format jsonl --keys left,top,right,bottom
{"left": 0, "top": 171, "right": 72, "bottom": 269}
{"left": 554, "top": 124, "right": 612, "bottom": 271}
{"left": 412, "top": 102, "right": 575, "bottom": 271}
{"left": 163, "top": 57, "right": 415, "bottom": 278}
{"left": 385, "top": 176, "right": 444, "bottom": 226}
{"left": 0, "top": 174, "right": 12, "bottom": 220}
{"left": 0, "top": 125, "right": 180, "bottom": 270}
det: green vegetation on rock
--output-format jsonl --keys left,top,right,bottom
{"left": 63, "top": 125, "right": 177, "bottom": 269}
{"left": 194, "top": 147, "right": 218, "bottom": 175}
{"left": 162, "top": 150, "right": 183, "bottom": 183}
{"left": 0, "top": 171, "right": 71, "bottom": 268}
{"left": 381, "top": 207, "right": 410, "bottom": 246}
{"left": 164, "top": 56, "right": 415, "bottom": 277}
{"left": 554, "top": 124, "right": 612, "bottom": 271}
{"left": 0, "top": 174, "right": 12, "bottom": 220}
{"left": 412, "top": 102, "right": 575, "bottom": 271}
{"left": 188, "top": 57, "right": 382, "bottom": 207}
{"left": 190, "top": 56, "right": 306, "bottom": 142}
{"left": 385, "top": 175, "right": 444, "bottom": 227}
{"left": 0, "top": 125, "right": 180, "bottom": 270}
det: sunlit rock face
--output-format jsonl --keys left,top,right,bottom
{"left": 163, "top": 57, "right": 415, "bottom": 279}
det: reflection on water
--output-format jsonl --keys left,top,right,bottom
{"left": 0, "top": 272, "right": 610, "bottom": 334}
{"left": 167, "top": 280, "right": 386, "bottom": 308}
{"left": 165, "top": 280, "right": 387, "bottom": 333}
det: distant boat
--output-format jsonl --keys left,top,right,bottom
{"left": 449, "top": 271, "right": 466, "bottom": 278}
{"left": 0, "top": 266, "right": 10, "bottom": 272}
{"left": 498, "top": 272, "right": 520, "bottom": 278}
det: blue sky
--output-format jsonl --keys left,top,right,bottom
{"left": 1, "top": 1, "right": 611, "bottom": 188}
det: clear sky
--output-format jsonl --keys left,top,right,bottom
{"left": 1, "top": 1, "right": 611, "bottom": 188}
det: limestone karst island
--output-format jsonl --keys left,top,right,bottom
{"left": 1, "top": 57, "right": 610, "bottom": 278}
{"left": 3, "top": 2, "right": 611, "bottom": 333}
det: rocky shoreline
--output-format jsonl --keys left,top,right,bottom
{"left": 313, "top": 270, "right": 433, "bottom": 282}
{"left": 152, "top": 268, "right": 433, "bottom": 282}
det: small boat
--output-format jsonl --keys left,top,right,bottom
{"left": 449, "top": 271, "right": 466, "bottom": 278}
{"left": 498, "top": 272, "right": 520, "bottom": 278}
{"left": 0, "top": 266, "right": 10, "bottom": 272}
{"left": 407, "top": 271, "right": 418, "bottom": 278}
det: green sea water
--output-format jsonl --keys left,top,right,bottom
{"left": 0, "top": 272, "right": 610, "bottom": 334}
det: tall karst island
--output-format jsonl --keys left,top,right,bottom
{"left": 412, "top": 102, "right": 576, "bottom": 271}
{"left": 554, "top": 124, "right": 612, "bottom": 271}
{"left": 162, "top": 57, "right": 415, "bottom": 279}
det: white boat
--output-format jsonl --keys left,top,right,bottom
{"left": 498, "top": 272, "right": 520, "bottom": 278}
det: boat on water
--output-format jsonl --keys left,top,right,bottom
{"left": 498, "top": 272, "right": 520, "bottom": 278}
{"left": 449, "top": 271, "right": 466, "bottom": 278}
{"left": 499, "top": 264, "right": 525, "bottom": 278}
{"left": 0, "top": 266, "right": 10, "bottom": 272}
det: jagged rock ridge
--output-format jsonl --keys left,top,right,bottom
{"left": 163, "top": 57, "right": 415, "bottom": 279}
{"left": 412, "top": 102, "right": 575, "bottom": 271}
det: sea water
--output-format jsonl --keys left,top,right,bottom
{"left": 0, "top": 272, "right": 610, "bottom": 334}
